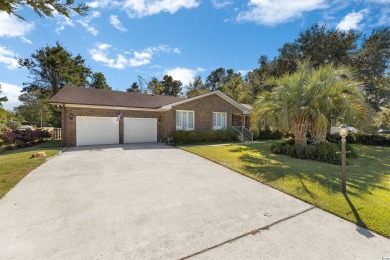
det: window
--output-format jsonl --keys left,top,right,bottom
{"left": 213, "top": 112, "right": 227, "bottom": 130}
{"left": 176, "top": 110, "right": 194, "bottom": 130}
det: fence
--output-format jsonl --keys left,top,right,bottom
{"left": 52, "top": 128, "right": 62, "bottom": 139}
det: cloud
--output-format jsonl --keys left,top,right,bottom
{"left": 88, "top": 0, "right": 200, "bottom": 18}
{"left": 212, "top": 0, "right": 233, "bottom": 9}
{"left": 236, "top": 0, "right": 328, "bottom": 26}
{"left": 337, "top": 9, "right": 368, "bottom": 30}
{"left": 164, "top": 67, "right": 205, "bottom": 86}
{"left": 109, "top": 15, "right": 127, "bottom": 31}
{"left": 89, "top": 43, "right": 180, "bottom": 69}
{"left": 54, "top": 11, "right": 75, "bottom": 34}
{"left": 0, "top": 82, "right": 23, "bottom": 110}
{"left": 0, "top": 13, "right": 34, "bottom": 42}
{"left": 77, "top": 11, "right": 100, "bottom": 36}
{"left": 0, "top": 46, "right": 18, "bottom": 70}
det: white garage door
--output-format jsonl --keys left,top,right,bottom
{"left": 76, "top": 116, "right": 119, "bottom": 146}
{"left": 124, "top": 118, "right": 157, "bottom": 143}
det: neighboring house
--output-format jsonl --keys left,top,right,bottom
{"left": 50, "top": 86, "right": 252, "bottom": 146}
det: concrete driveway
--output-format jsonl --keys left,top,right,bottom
{"left": 0, "top": 143, "right": 389, "bottom": 259}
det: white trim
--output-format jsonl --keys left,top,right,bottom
{"left": 176, "top": 110, "right": 194, "bottom": 131}
{"left": 161, "top": 91, "right": 252, "bottom": 115}
{"left": 51, "top": 103, "right": 168, "bottom": 111}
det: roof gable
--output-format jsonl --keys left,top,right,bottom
{"left": 160, "top": 91, "right": 252, "bottom": 114}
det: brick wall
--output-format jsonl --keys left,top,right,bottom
{"left": 62, "top": 94, "right": 245, "bottom": 146}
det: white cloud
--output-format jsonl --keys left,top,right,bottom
{"left": 212, "top": 0, "right": 233, "bottom": 9}
{"left": 88, "top": 0, "right": 200, "bottom": 18}
{"left": 77, "top": 11, "right": 100, "bottom": 36}
{"left": 109, "top": 15, "right": 127, "bottom": 31}
{"left": 337, "top": 9, "right": 368, "bottom": 30}
{"left": 54, "top": 11, "right": 75, "bottom": 34}
{"left": 0, "top": 46, "right": 18, "bottom": 70}
{"left": 236, "top": 0, "right": 328, "bottom": 26}
{"left": 165, "top": 67, "right": 205, "bottom": 86}
{"left": 0, "top": 13, "right": 34, "bottom": 42}
{"left": 89, "top": 43, "right": 180, "bottom": 69}
{"left": 0, "top": 82, "right": 23, "bottom": 110}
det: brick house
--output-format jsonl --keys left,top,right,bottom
{"left": 50, "top": 86, "right": 252, "bottom": 146}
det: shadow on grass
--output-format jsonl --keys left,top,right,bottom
{"left": 229, "top": 142, "right": 389, "bottom": 197}
{"left": 343, "top": 193, "right": 374, "bottom": 238}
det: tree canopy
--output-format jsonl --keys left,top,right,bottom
{"left": 90, "top": 72, "right": 111, "bottom": 90}
{"left": 0, "top": 84, "right": 8, "bottom": 107}
{"left": 0, "top": 0, "right": 88, "bottom": 20}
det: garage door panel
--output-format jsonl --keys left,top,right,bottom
{"left": 124, "top": 118, "right": 157, "bottom": 143}
{"left": 76, "top": 117, "right": 119, "bottom": 146}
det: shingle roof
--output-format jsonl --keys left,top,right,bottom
{"left": 50, "top": 86, "right": 185, "bottom": 109}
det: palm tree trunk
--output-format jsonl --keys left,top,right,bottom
{"left": 292, "top": 120, "right": 308, "bottom": 146}
{"left": 312, "top": 125, "right": 327, "bottom": 145}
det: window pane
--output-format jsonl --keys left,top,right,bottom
{"left": 176, "top": 111, "right": 182, "bottom": 130}
{"left": 183, "top": 111, "right": 188, "bottom": 130}
{"left": 217, "top": 113, "right": 221, "bottom": 127}
{"left": 222, "top": 114, "right": 226, "bottom": 129}
{"left": 188, "top": 112, "right": 194, "bottom": 129}
{"left": 213, "top": 113, "right": 216, "bottom": 127}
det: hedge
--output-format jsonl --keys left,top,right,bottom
{"left": 0, "top": 128, "right": 51, "bottom": 149}
{"left": 172, "top": 129, "right": 239, "bottom": 144}
{"left": 255, "top": 129, "right": 284, "bottom": 140}
{"left": 271, "top": 139, "right": 358, "bottom": 165}
{"left": 327, "top": 133, "right": 390, "bottom": 146}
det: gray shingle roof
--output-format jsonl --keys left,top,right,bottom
{"left": 50, "top": 86, "right": 185, "bottom": 109}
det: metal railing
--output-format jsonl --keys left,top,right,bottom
{"left": 232, "top": 125, "right": 254, "bottom": 142}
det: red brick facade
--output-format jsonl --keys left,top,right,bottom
{"left": 61, "top": 94, "right": 248, "bottom": 146}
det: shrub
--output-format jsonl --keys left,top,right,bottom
{"left": 271, "top": 139, "right": 357, "bottom": 165}
{"left": 172, "top": 129, "right": 239, "bottom": 144}
{"left": 0, "top": 129, "right": 52, "bottom": 149}
{"left": 327, "top": 133, "right": 390, "bottom": 146}
{"left": 255, "top": 129, "right": 284, "bottom": 140}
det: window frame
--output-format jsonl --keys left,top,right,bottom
{"left": 212, "top": 112, "right": 227, "bottom": 130}
{"left": 176, "top": 110, "right": 195, "bottom": 131}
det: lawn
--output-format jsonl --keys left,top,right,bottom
{"left": 0, "top": 140, "right": 63, "bottom": 199}
{"left": 183, "top": 141, "right": 390, "bottom": 238}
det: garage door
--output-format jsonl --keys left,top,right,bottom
{"left": 124, "top": 118, "right": 157, "bottom": 143}
{"left": 76, "top": 116, "right": 119, "bottom": 146}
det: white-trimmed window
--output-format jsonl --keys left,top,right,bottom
{"left": 213, "top": 112, "right": 227, "bottom": 130}
{"left": 176, "top": 110, "right": 194, "bottom": 130}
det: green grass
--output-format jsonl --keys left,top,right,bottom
{"left": 183, "top": 141, "right": 390, "bottom": 238}
{"left": 0, "top": 140, "right": 63, "bottom": 199}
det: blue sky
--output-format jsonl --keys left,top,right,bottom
{"left": 0, "top": 0, "right": 389, "bottom": 110}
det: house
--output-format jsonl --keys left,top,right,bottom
{"left": 50, "top": 86, "right": 252, "bottom": 146}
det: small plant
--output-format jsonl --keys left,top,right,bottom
{"left": 0, "top": 129, "right": 52, "bottom": 149}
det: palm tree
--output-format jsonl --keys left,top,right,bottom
{"left": 253, "top": 61, "right": 368, "bottom": 146}
{"left": 253, "top": 61, "right": 312, "bottom": 146}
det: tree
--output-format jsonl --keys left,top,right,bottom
{"left": 126, "top": 82, "right": 141, "bottom": 92}
{"left": 353, "top": 27, "right": 390, "bottom": 110}
{"left": 160, "top": 75, "right": 182, "bottom": 96}
{"left": 15, "top": 87, "right": 50, "bottom": 126}
{"left": 0, "top": 0, "right": 88, "bottom": 20}
{"left": 19, "top": 42, "right": 91, "bottom": 96}
{"left": 253, "top": 61, "right": 368, "bottom": 146}
{"left": 205, "top": 68, "right": 227, "bottom": 91}
{"left": 0, "top": 84, "right": 8, "bottom": 107}
{"left": 18, "top": 42, "right": 92, "bottom": 126}
{"left": 90, "top": 72, "right": 111, "bottom": 90}
{"left": 186, "top": 76, "right": 209, "bottom": 98}
{"left": 147, "top": 77, "right": 163, "bottom": 95}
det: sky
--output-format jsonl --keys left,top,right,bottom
{"left": 0, "top": 0, "right": 389, "bottom": 110}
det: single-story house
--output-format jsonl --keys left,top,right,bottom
{"left": 50, "top": 86, "right": 253, "bottom": 146}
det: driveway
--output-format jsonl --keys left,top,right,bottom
{"left": 0, "top": 143, "right": 389, "bottom": 259}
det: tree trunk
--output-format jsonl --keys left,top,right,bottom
{"left": 292, "top": 120, "right": 308, "bottom": 146}
{"left": 312, "top": 125, "right": 327, "bottom": 145}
